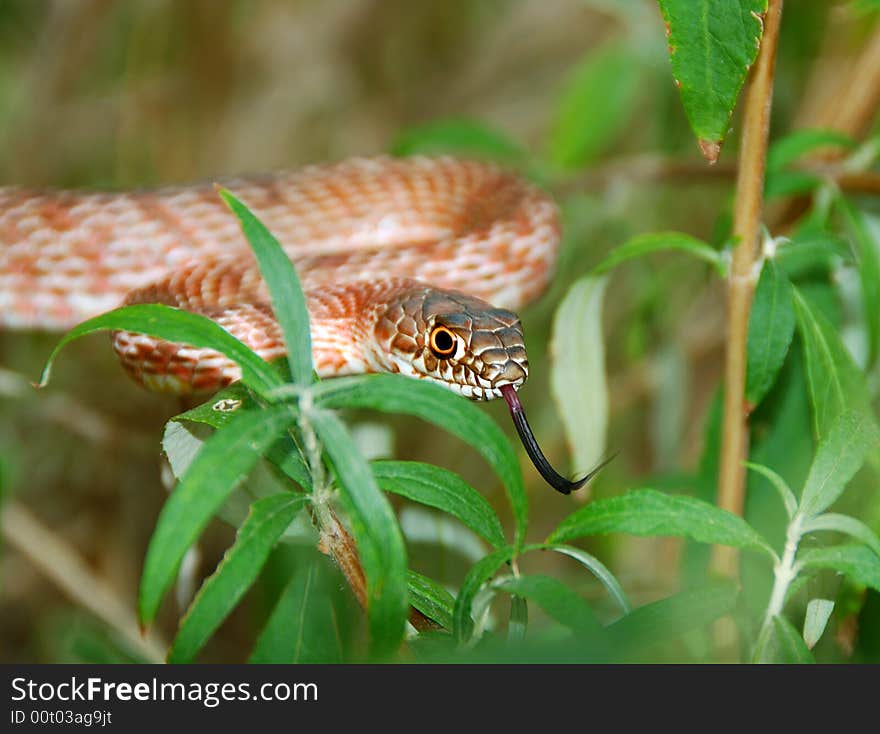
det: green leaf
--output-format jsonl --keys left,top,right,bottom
{"left": 219, "top": 190, "right": 314, "bottom": 386}
{"left": 546, "top": 544, "right": 631, "bottom": 614}
{"left": 838, "top": 199, "right": 880, "bottom": 366}
{"left": 391, "top": 119, "right": 526, "bottom": 165}
{"left": 508, "top": 595, "right": 528, "bottom": 643}
{"left": 801, "top": 513, "right": 880, "bottom": 558}
{"left": 372, "top": 461, "right": 506, "bottom": 549}
{"left": 548, "top": 488, "right": 774, "bottom": 558}
{"left": 453, "top": 546, "right": 516, "bottom": 643}
{"left": 549, "top": 276, "right": 609, "bottom": 480}
{"left": 168, "top": 493, "right": 308, "bottom": 663}
{"left": 755, "top": 615, "right": 815, "bottom": 663}
{"left": 592, "top": 232, "right": 726, "bottom": 277}
{"left": 250, "top": 558, "right": 343, "bottom": 663}
{"left": 767, "top": 129, "right": 856, "bottom": 172}
{"left": 495, "top": 575, "right": 603, "bottom": 638}
{"left": 605, "top": 581, "right": 739, "bottom": 657}
{"left": 745, "top": 259, "right": 795, "bottom": 407}
{"left": 803, "top": 598, "right": 834, "bottom": 650}
{"left": 407, "top": 570, "right": 456, "bottom": 632}
{"left": 797, "top": 544, "right": 880, "bottom": 593}
{"left": 798, "top": 410, "right": 880, "bottom": 518}
{"left": 744, "top": 461, "right": 798, "bottom": 519}
{"left": 38, "top": 304, "right": 282, "bottom": 396}
{"left": 314, "top": 374, "right": 527, "bottom": 547}
{"left": 658, "top": 0, "right": 769, "bottom": 160}
{"left": 792, "top": 287, "right": 873, "bottom": 439}
{"left": 138, "top": 404, "right": 297, "bottom": 626}
{"left": 307, "top": 409, "right": 408, "bottom": 657}
{"left": 549, "top": 43, "right": 641, "bottom": 168}
{"left": 168, "top": 384, "right": 312, "bottom": 494}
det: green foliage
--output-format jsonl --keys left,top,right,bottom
{"left": 745, "top": 259, "right": 795, "bottom": 408}
{"left": 168, "top": 494, "right": 308, "bottom": 663}
{"left": 592, "top": 232, "right": 726, "bottom": 277}
{"left": 391, "top": 119, "right": 527, "bottom": 167}
{"left": 658, "top": 0, "right": 768, "bottom": 157}
{"left": 34, "top": 5, "right": 880, "bottom": 665}
{"left": 548, "top": 489, "right": 775, "bottom": 558}
{"left": 549, "top": 43, "right": 641, "bottom": 169}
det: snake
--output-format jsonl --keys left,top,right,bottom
{"left": 0, "top": 155, "right": 607, "bottom": 493}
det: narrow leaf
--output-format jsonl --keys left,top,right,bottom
{"left": 803, "top": 598, "right": 835, "bottom": 650}
{"left": 549, "top": 276, "right": 609, "bottom": 482}
{"left": 547, "top": 544, "right": 631, "bottom": 614}
{"left": 745, "top": 259, "right": 795, "bottom": 407}
{"left": 658, "top": 0, "right": 769, "bottom": 160}
{"left": 138, "top": 404, "right": 297, "bottom": 626}
{"left": 314, "top": 374, "right": 527, "bottom": 547}
{"left": 250, "top": 558, "right": 342, "bottom": 663}
{"left": 801, "top": 513, "right": 880, "bottom": 558}
{"left": 219, "top": 189, "right": 314, "bottom": 386}
{"left": 372, "top": 461, "right": 506, "bottom": 549}
{"left": 767, "top": 129, "right": 856, "bottom": 171}
{"left": 168, "top": 494, "right": 308, "bottom": 663}
{"left": 407, "top": 570, "right": 455, "bottom": 631}
{"left": 549, "top": 43, "right": 641, "bottom": 168}
{"left": 799, "top": 410, "right": 880, "bottom": 518}
{"left": 744, "top": 461, "right": 798, "bottom": 519}
{"left": 605, "top": 581, "right": 738, "bottom": 657}
{"left": 495, "top": 575, "right": 603, "bottom": 638}
{"left": 548, "top": 488, "right": 774, "bottom": 558}
{"left": 592, "top": 232, "right": 725, "bottom": 277}
{"left": 38, "top": 304, "right": 282, "bottom": 396}
{"left": 755, "top": 615, "right": 815, "bottom": 663}
{"left": 307, "top": 409, "right": 408, "bottom": 657}
{"left": 797, "top": 544, "right": 880, "bottom": 593}
{"left": 453, "top": 546, "right": 516, "bottom": 643}
{"left": 838, "top": 199, "right": 880, "bottom": 366}
{"left": 792, "top": 287, "right": 872, "bottom": 439}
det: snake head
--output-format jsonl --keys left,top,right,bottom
{"left": 374, "top": 286, "right": 528, "bottom": 400}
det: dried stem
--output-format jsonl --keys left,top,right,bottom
{"left": 1, "top": 500, "right": 168, "bottom": 662}
{"left": 712, "top": 0, "right": 784, "bottom": 577}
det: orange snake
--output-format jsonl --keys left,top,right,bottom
{"left": 0, "top": 156, "right": 603, "bottom": 493}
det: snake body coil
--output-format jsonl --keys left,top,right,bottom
{"left": 1, "top": 156, "right": 600, "bottom": 492}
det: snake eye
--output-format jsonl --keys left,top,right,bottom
{"left": 429, "top": 326, "right": 457, "bottom": 358}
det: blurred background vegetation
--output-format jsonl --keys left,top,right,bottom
{"left": 1, "top": 0, "right": 878, "bottom": 662}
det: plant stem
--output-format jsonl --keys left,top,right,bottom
{"left": 754, "top": 514, "right": 802, "bottom": 660}
{"left": 712, "top": 0, "right": 784, "bottom": 577}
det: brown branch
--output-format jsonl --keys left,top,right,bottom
{"left": 553, "top": 154, "right": 880, "bottom": 200}
{"left": 317, "top": 507, "right": 437, "bottom": 634}
{"left": 712, "top": 0, "right": 784, "bottom": 578}
{"left": 1, "top": 500, "right": 168, "bottom": 662}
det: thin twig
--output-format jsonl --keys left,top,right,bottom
{"left": 712, "top": 0, "right": 784, "bottom": 578}
{"left": 1, "top": 500, "right": 168, "bottom": 662}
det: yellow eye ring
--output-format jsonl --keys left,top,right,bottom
{"left": 429, "top": 326, "right": 457, "bottom": 358}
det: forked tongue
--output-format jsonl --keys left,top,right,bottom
{"left": 500, "top": 384, "right": 615, "bottom": 495}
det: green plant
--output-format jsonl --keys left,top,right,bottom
{"left": 32, "top": 0, "right": 880, "bottom": 663}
